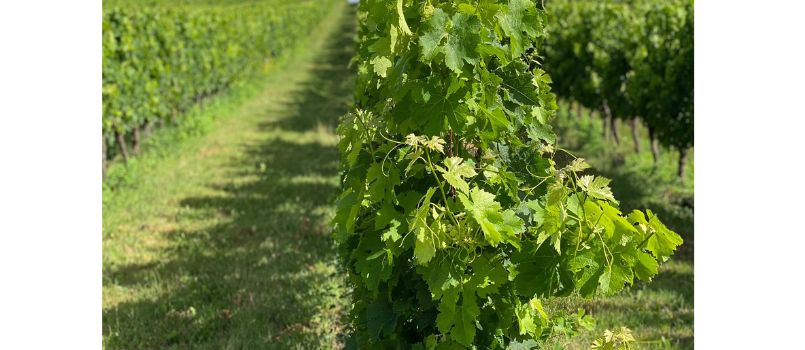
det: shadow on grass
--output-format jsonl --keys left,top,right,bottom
{"left": 103, "top": 6, "right": 357, "bottom": 349}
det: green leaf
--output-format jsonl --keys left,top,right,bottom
{"left": 546, "top": 180, "right": 567, "bottom": 205}
{"left": 640, "top": 210, "right": 684, "bottom": 259}
{"left": 367, "top": 163, "right": 400, "bottom": 203}
{"left": 423, "top": 136, "right": 446, "bottom": 154}
{"left": 415, "top": 228, "right": 437, "bottom": 266}
{"left": 598, "top": 265, "right": 629, "bottom": 295}
{"left": 536, "top": 204, "right": 563, "bottom": 253}
{"left": 444, "top": 290, "right": 480, "bottom": 346}
{"left": 578, "top": 175, "right": 617, "bottom": 203}
{"left": 444, "top": 156, "right": 477, "bottom": 178}
{"left": 419, "top": 8, "right": 449, "bottom": 62}
{"left": 515, "top": 303, "right": 536, "bottom": 336}
{"left": 395, "top": 77, "right": 469, "bottom": 134}
{"left": 444, "top": 13, "right": 481, "bottom": 73}
{"left": 382, "top": 219, "right": 402, "bottom": 243}
{"left": 336, "top": 111, "right": 367, "bottom": 167}
{"left": 419, "top": 10, "right": 481, "bottom": 73}
{"left": 565, "top": 158, "right": 591, "bottom": 173}
{"left": 439, "top": 157, "right": 477, "bottom": 194}
{"left": 526, "top": 122, "right": 556, "bottom": 144}
{"left": 333, "top": 189, "right": 360, "bottom": 242}
{"left": 375, "top": 202, "right": 401, "bottom": 230}
{"left": 353, "top": 235, "right": 393, "bottom": 292}
{"left": 436, "top": 300, "right": 455, "bottom": 334}
{"left": 495, "top": 0, "right": 541, "bottom": 57}
{"left": 420, "top": 255, "right": 461, "bottom": 302}
{"left": 599, "top": 201, "right": 639, "bottom": 236}
{"left": 634, "top": 251, "right": 659, "bottom": 281}
{"left": 467, "top": 253, "right": 507, "bottom": 297}
{"left": 412, "top": 187, "right": 439, "bottom": 265}
{"left": 459, "top": 187, "right": 523, "bottom": 246}
{"left": 371, "top": 55, "right": 393, "bottom": 78}
{"left": 499, "top": 61, "right": 542, "bottom": 106}
{"left": 507, "top": 339, "right": 539, "bottom": 350}
{"left": 366, "top": 299, "right": 397, "bottom": 340}
{"left": 529, "top": 298, "right": 548, "bottom": 323}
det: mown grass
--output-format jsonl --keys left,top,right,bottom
{"left": 102, "top": 2, "right": 356, "bottom": 349}
{"left": 547, "top": 104, "right": 694, "bottom": 349}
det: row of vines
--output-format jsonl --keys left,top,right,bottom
{"left": 101, "top": 0, "right": 335, "bottom": 171}
{"left": 545, "top": 0, "right": 694, "bottom": 179}
{"left": 336, "top": 0, "right": 683, "bottom": 349}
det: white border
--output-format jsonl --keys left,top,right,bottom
{"left": 0, "top": 1, "right": 101, "bottom": 349}
{"left": 1, "top": 0, "right": 805, "bottom": 348}
{"left": 696, "top": 0, "right": 805, "bottom": 348}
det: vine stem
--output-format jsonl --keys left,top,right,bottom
{"left": 449, "top": 130, "right": 456, "bottom": 197}
{"left": 354, "top": 111, "right": 376, "bottom": 156}
{"left": 425, "top": 149, "right": 461, "bottom": 229}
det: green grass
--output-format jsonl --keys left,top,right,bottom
{"left": 102, "top": 2, "right": 356, "bottom": 348}
{"left": 547, "top": 104, "right": 694, "bottom": 349}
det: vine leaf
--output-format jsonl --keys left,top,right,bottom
{"left": 382, "top": 219, "right": 402, "bottom": 243}
{"left": 496, "top": 0, "right": 542, "bottom": 57}
{"left": 565, "top": 158, "right": 591, "bottom": 172}
{"left": 634, "top": 251, "right": 659, "bottom": 280}
{"left": 423, "top": 136, "right": 446, "bottom": 154}
{"left": 419, "top": 8, "right": 448, "bottom": 61}
{"left": 366, "top": 299, "right": 397, "bottom": 340}
{"left": 415, "top": 228, "right": 437, "bottom": 266}
{"left": 578, "top": 175, "right": 616, "bottom": 203}
{"left": 444, "top": 13, "right": 481, "bottom": 73}
{"left": 367, "top": 163, "right": 400, "bottom": 203}
{"left": 419, "top": 9, "right": 481, "bottom": 73}
{"left": 353, "top": 235, "right": 393, "bottom": 292}
{"left": 629, "top": 210, "right": 683, "bottom": 259}
{"left": 375, "top": 202, "right": 401, "bottom": 230}
{"left": 436, "top": 289, "right": 480, "bottom": 346}
{"left": 371, "top": 56, "right": 392, "bottom": 78}
{"left": 598, "top": 264, "right": 629, "bottom": 295}
{"left": 438, "top": 157, "right": 477, "bottom": 194}
{"left": 459, "top": 187, "right": 524, "bottom": 246}
{"left": 412, "top": 187, "right": 438, "bottom": 265}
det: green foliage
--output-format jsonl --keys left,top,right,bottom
{"left": 628, "top": 1, "right": 694, "bottom": 151}
{"left": 544, "top": 100, "right": 694, "bottom": 349}
{"left": 591, "top": 327, "right": 637, "bottom": 350}
{"left": 335, "top": 0, "right": 682, "bottom": 348}
{"left": 102, "top": 0, "right": 334, "bottom": 158}
{"left": 544, "top": 0, "right": 694, "bottom": 151}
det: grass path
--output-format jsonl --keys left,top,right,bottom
{"left": 102, "top": 3, "right": 355, "bottom": 349}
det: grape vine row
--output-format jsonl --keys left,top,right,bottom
{"left": 544, "top": 0, "right": 694, "bottom": 177}
{"left": 335, "top": 0, "right": 683, "bottom": 348}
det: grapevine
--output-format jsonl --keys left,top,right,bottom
{"left": 102, "top": 0, "right": 335, "bottom": 165}
{"left": 544, "top": 0, "right": 694, "bottom": 177}
{"left": 335, "top": 0, "right": 683, "bottom": 348}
